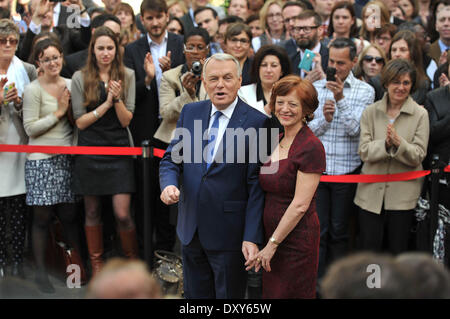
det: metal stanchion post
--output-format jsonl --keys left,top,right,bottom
{"left": 142, "top": 140, "right": 153, "bottom": 269}
{"left": 429, "top": 154, "right": 440, "bottom": 252}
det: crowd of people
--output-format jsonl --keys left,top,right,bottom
{"left": 0, "top": 0, "right": 450, "bottom": 298}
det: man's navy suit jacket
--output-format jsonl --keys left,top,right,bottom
{"left": 159, "top": 98, "right": 269, "bottom": 251}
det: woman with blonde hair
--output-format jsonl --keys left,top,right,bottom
{"left": 167, "top": 0, "right": 187, "bottom": 18}
{"left": 353, "top": 43, "right": 387, "bottom": 83}
{"left": 251, "top": 0, "right": 286, "bottom": 52}
{"left": 71, "top": 26, "right": 137, "bottom": 278}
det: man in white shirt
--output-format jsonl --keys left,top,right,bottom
{"left": 309, "top": 38, "right": 375, "bottom": 282}
{"left": 124, "top": 0, "right": 185, "bottom": 255}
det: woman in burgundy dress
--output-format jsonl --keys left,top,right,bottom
{"left": 246, "top": 75, "right": 325, "bottom": 298}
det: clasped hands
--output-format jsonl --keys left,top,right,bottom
{"left": 386, "top": 124, "right": 401, "bottom": 149}
{"left": 106, "top": 80, "right": 122, "bottom": 105}
{"left": 144, "top": 51, "right": 172, "bottom": 86}
{"left": 161, "top": 185, "right": 276, "bottom": 272}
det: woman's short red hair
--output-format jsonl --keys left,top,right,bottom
{"left": 269, "top": 75, "right": 319, "bottom": 122}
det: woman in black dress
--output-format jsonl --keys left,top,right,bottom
{"left": 71, "top": 26, "right": 137, "bottom": 278}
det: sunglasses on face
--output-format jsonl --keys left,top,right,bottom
{"left": 0, "top": 38, "right": 18, "bottom": 46}
{"left": 363, "top": 55, "right": 384, "bottom": 64}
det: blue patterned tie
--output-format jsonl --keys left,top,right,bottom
{"left": 206, "top": 111, "right": 223, "bottom": 169}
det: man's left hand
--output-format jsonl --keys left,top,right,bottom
{"left": 159, "top": 51, "right": 172, "bottom": 72}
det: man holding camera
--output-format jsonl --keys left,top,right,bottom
{"left": 155, "top": 27, "right": 210, "bottom": 144}
{"left": 308, "top": 38, "right": 375, "bottom": 288}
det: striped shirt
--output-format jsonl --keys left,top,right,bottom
{"left": 309, "top": 72, "right": 375, "bottom": 175}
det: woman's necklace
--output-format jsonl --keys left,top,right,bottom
{"left": 279, "top": 140, "right": 293, "bottom": 149}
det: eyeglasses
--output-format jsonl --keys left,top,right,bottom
{"left": 0, "top": 38, "right": 18, "bottom": 46}
{"left": 228, "top": 37, "right": 250, "bottom": 45}
{"left": 391, "top": 79, "right": 412, "bottom": 86}
{"left": 291, "top": 26, "right": 319, "bottom": 34}
{"left": 283, "top": 17, "right": 296, "bottom": 24}
{"left": 362, "top": 55, "right": 384, "bottom": 64}
{"left": 267, "top": 13, "right": 283, "bottom": 20}
{"left": 184, "top": 44, "right": 208, "bottom": 52}
{"left": 40, "top": 55, "right": 62, "bottom": 65}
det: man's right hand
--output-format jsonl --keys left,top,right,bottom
{"left": 323, "top": 99, "right": 335, "bottom": 122}
{"left": 161, "top": 185, "right": 180, "bottom": 205}
{"left": 144, "top": 52, "right": 155, "bottom": 87}
{"left": 33, "top": 0, "right": 53, "bottom": 22}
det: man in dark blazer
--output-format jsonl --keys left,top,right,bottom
{"left": 18, "top": 0, "right": 90, "bottom": 62}
{"left": 282, "top": 10, "right": 329, "bottom": 82}
{"left": 61, "top": 13, "right": 121, "bottom": 78}
{"left": 160, "top": 54, "right": 268, "bottom": 298}
{"left": 429, "top": 5, "right": 450, "bottom": 65}
{"left": 124, "top": 0, "right": 185, "bottom": 254}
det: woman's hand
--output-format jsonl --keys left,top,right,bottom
{"left": 55, "top": 87, "right": 70, "bottom": 119}
{"left": 0, "top": 77, "right": 8, "bottom": 105}
{"left": 387, "top": 124, "right": 401, "bottom": 148}
{"left": 108, "top": 80, "right": 122, "bottom": 101}
{"left": 252, "top": 242, "right": 278, "bottom": 272}
{"left": 182, "top": 72, "right": 200, "bottom": 98}
{"left": 4, "top": 82, "right": 21, "bottom": 105}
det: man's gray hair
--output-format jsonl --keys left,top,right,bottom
{"left": 203, "top": 53, "right": 242, "bottom": 78}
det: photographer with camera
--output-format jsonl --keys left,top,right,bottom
{"left": 154, "top": 27, "right": 209, "bottom": 144}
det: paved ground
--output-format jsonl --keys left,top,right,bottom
{"left": 0, "top": 263, "right": 87, "bottom": 299}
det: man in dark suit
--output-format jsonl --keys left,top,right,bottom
{"left": 124, "top": 0, "right": 185, "bottom": 254}
{"left": 429, "top": 5, "right": 450, "bottom": 65}
{"left": 19, "top": 0, "right": 90, "bottom": 62}
{"left": 160, "top": 53, "right": 268, "bottom": 298}
{"left": 282, "top": 10, "right": 328, "bottom": 83}
{"left": 61, "top": 14, "right": 121, "bottom": 78}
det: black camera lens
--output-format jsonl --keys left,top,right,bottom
{"left": 191, "top": 61, "right": 202, "bottom": 77}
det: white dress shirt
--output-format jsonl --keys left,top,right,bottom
{"left": 147, "top": 31, "right": 169, "bottom": 90}
{"left": 208, "top": 98, "right": 238, "bottom": 161}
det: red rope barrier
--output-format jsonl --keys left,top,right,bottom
{"left": 0, "top": 144, "right": 142, "bottom": 156}
{"left": 1, "top": 144, "right": 449, "bottom": 183}
{"left": 320, "top": 170, "right": 431, "bottom": 183}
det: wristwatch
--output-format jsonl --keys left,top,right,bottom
{"left": 270, "top": 236, "right": 280, "bottom": 246}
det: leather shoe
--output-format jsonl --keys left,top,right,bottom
{"left": 0, "top": 266, "right": 5, "bottom": 278}
{"left": 10, "top": 263, "right": 25, "bottom": 279}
